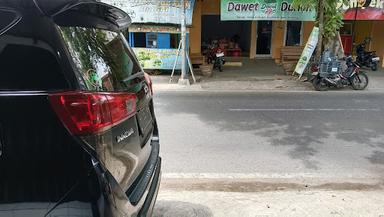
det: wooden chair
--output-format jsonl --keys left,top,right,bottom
{"left": 280, "top": 46, "right": 304, "bottom": 74}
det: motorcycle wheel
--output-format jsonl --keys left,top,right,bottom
{"left": 351, "top": 72, "right": 369, "bottom": 90}
{"left": 218, "top": 59, "right": 223, "bottom": 72}
{"left": 312, "top": 77, "right": 328, "bottom": 91}
{"left": 371, "top": 62, "right": 378, "bottom": 71}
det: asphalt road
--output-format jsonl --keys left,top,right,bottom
{"left": 154, "top": 91, "right": 384, "bottom": 184}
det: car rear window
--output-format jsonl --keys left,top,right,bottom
{"left": 0, "top": 44, "right": 69, "bottom": 91}
{"left": 59, "top": 26, "right": 142, "bottom": 92}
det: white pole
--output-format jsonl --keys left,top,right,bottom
{"left": 170, "top": 39, "right": 182, "bottom": 83}
{"left": 178, "top": 0, "right": 190, "bottom": 85}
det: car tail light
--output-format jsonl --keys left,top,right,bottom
{"left": 144, "top": 72, "right": 153, "bottom": 95}
{"left": 49, "top": 92, "right": 137, "bottom": 135}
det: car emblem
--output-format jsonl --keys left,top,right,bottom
{"left": 116, "top": 128, "right": 134, "bottom": 143}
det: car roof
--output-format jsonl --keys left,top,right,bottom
{"left": 0, "top": 0, "right": 131, "bottom": 35}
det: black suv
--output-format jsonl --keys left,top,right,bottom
{"left": 0, "top": 1, "right": 161, "bottom": 216}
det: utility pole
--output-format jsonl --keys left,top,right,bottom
{"left": 352, "top": 1, "right": 359, "bottom": 50}
{"left": 178, "top": 0, "right": 190, "bottom": 85}
{"left": 316, "top": 0, "right": 324, "bottom": 58}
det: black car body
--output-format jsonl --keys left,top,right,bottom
{"left": 0, "top": 1, "right": 161, "bottom": 216}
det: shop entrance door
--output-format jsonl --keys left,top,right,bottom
{"left": 256, "top": 21, "right": 272, "bottom": 56}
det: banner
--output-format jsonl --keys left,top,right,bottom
{"left": 339, "top": 0, "right": 384, "bottom": 20}
{"left": 102, "top": 0, "right": 195, "bottom": 25}
{"left": 294, "top": 27, "right": 319, "bottom": 77}
{"left": 221, "top": 0, "right": 316, "bottom": 21}
{"left": 133, "top": 48, "right": 181, "bottom": 70}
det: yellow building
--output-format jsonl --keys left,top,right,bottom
{"left": 341, "top": 20, "right": 384, "bottom": 68}
{"left": 189, "top": 0, "right": 384, "bottom": 68}
{"left": 189, "top": 0, "right": 314, "bottom": 63}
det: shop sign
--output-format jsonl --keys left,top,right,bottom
{"left": 221, "top": 0, "right": 316, "bottom": 21}
{"left": 339, "top": 0, "right": 384, "bottom": 20}
{"left": 294, "top": 27, "right": 319, "bottom": 77}
{"left": 133, "top": 48, "right": 181, "bottom": 70}
{"left": 101, "top": 0, "right": 195, "bottom": 25}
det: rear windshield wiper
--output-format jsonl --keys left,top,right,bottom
{"left": 122, "top": 71, "right": 145, "bottom": 83}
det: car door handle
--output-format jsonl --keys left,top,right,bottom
{"left": 0, "top": 140, "right": 2, "bottom": 157}
{"left": 0, "top": 124, "right": 3, "bottom": 158}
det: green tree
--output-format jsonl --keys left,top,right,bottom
{"left": 293, "top": 0, "right": 345, "bottom": 57}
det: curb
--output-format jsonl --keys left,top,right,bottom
{"left": 154, "top": 86, "right": 384, "bottom": 93}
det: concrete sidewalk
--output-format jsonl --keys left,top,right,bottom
{"left": 153, "top": 74, "right": 313, "bottom": 92}
{"left": 152, "top": 66, "right": 384, "bottom": 92}
{"left": 154, "top": 177, "right": 384, "bottom": 217}
{"left": 153, "top": 73, "right": 384, "bottom": 92}
{"left": 154, "top": 189, "right": 384, "bottom": 217}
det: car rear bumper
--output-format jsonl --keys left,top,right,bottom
{"left": 131, "top": 139, "right": 161, "bottom": 217}
{"left": 138, "top": 156, "right": 161, "bottom": 217}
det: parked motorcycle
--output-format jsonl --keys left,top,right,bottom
{"left": 213, "top": 47, "right": 225, "bottom": 72}
{"left": 206, "top": 43, "right": 225, "bottom": 72}
{"left": 312, "top": 55, "right": 369, "bottom": 91}
{"left": 356, "top": 37, "right": 380, "bottom": 71}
